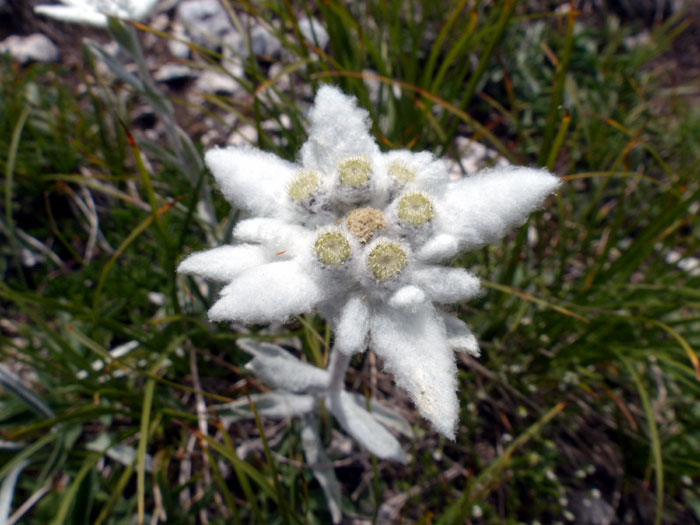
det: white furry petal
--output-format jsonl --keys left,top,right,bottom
{"left": 215, "top": 392, "right": 317, "bottom": 423}
{"left": 439, "top": 311, "right": 480, "bottom": 357}
{"left": 34, "top": 5, "right": 108, "bottom": 26}
{"left": 130, "top": 0, "right": 160, "bottom": 20}
{"left": 383, "top": 150, "right": 450, "bottom": 193}
{"left": 415, "top": 234, "right": 459, "bottom": 262}
{"left": 327, "top": 391, "right": 407, "bottom": 463}
{"left": 435, "top": 167, "right": 560, "bottom": 252}
{"left": 410, "top": 267, "right": 481, "bottom": 304}
{"left": 177, "top": 244, "right": 268, "bottom": 282}
{"left": 205, "top": 146, "right": 296, "bottom": 217}
{"left": 34, "top": 0, "right": 158, "bottom": 25}
{"left": 333, "top": 295, "right": 370, "bottom": 355}
{"left": 370, "top": 303, "right": 459, "bottom": 439}
{"left": 300, "top": 86, "right": 380, "bottom": 174}
{"left": 210, "top": 261, "right": 326, "bottom": 323}
{"left": 388, "top": 285, "right": 426, "bottom": 310}
{"left": 233, "top": 218, "right": 311, "bottom": 254}
{"left": 238, "top": 339, "right": 328, "bottom": 393}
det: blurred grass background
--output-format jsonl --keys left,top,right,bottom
{"left": 1, "top": 0, "right": 699, "bottom": 523}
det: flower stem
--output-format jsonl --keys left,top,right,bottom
{"left": 327, "top": 350, "right": 351, "bottom": 395}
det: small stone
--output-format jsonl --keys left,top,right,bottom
{"left": 176, "top": 0, "right": 233, "bottom": 51}
{"left": 195, "top": 69, "right": 241, "bottom": 95}
{"left": 0, "top": 34, "right": 59, "bottom": 64}
{"left": 227, "top": 124, "right": 257, "bottom": 147}
{"left": 448, "top": 137, "right": 511, "bottom": 178}
{"left": 297, "top": 17, "right": 329, "bottom": 50}
{"left": 168, "top": 23, "right": 191, "bottom": 58}
{"left": 249, "top": 24, "right": 283, "bottom": 59}
{"left": 154, "top": 63, "right": 194, "bottom": 84}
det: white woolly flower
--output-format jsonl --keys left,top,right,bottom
{"left": 34, "top": 0, "right": 159, "bottom": 27}
{"left": 179, "top": 86, "right": 561, "bottom": 439}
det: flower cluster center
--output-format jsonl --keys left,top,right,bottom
{"left": 345, "top": 207, "right": 386, "bottom": 244}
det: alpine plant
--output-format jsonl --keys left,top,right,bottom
{"left": 179, "top": 85, "right": 560, "bottom": 444}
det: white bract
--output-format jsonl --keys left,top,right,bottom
{"left": 179, "top": 85, "right": 560, "bottom": 439}
{"left": 34, "top": 0, "right": 159, "bottom": 27}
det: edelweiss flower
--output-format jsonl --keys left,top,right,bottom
{"left": 179, "top": 86, "right": 560, "bottom": 439}
{"left": 34, "top": 0, "right": 159, "bottom": 27}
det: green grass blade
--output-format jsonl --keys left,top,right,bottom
{"left": 4, "top": 104, "right": 31, "bottom": 285}
{"left": 618, "top": 355, "right": 664, "bottom": 525}
{"left": 248, "top": 397, "right": 294, "bottom": 525}
{"left": 438, "top": 402, "right": 566, "bottom": 524}
{"left": 137, "top": 378, "right": 156, "bottom": 525}
{"left": 538, "top": 8, "right": 575, "bottom": 165}
{"left": 50, "top": 454, "right": 100, "bottom": 525}
{"left": 459, "top": 0, "right": 517, "bottom": 110}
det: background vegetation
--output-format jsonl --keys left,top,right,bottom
{"left": 1, "top": 0, "right": 699, "bottom": 523}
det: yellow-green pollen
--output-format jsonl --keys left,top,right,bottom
{"left": 338, "top": 157, "right": 372, "bottom": 187}
{"left": 367, "top": 241, "right": 407, "bottom": 281}
{"left": 345, "top": 207, "right": 386, "bottom": 244}
{"left": 397, "top": 192, "right": 434, "bottom": 226}
{"left": 287, "top": 170, "right": 320, "bottom": 202}
{"left": 388, "top": 160, "right": 416, "bottom": 183}
{"left": 314, "top": 229, "right": 351, "bottom": 266}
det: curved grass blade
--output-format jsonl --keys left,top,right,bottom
{"left": 137, "top": 378, "right": 156, "bottom": 525}
{"left": 50, "top": 454, "right": 100, "bottom": 525}
{"left": 459, "top": 0, "right": 517, "bottom": 110}
{"left": 248, "top": 397, "right": 294, "bottom": 525}
{"left": 0, "top": 460, "right": 29, "bottom": 524}
{"left": 438, "top": 402, "right": 566, "bottom": 524}
{"left": 618, "top": 354, "right": 664, "bottom": 525}
{"left": 647, "top": 319, "right": 700, "bottom": 380}
{"left": 4, "top": 104, "right": 31, "bottom": 285}
{"left": 0, "top": 364, "right": 54, "bottom": 418}
{"left": 92, "top": 200, "right": 175, "bottom": 312}
{"left": 538, "top": 7, "right": 575, "bottom": 165}
{"left": 0, "top": 432, "right": 58, "bottom": 481}
{"left": 481, "top": 280, "right": 589, "bottom": 322}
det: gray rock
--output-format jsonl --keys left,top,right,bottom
{"left": 298, "top": 17, "right": 329, "bottom": 50}
{"left": 195, "top": 68, "right": 242, "bottom": 95}
{"left": 0, "top": 34, "right": 59, "bottom": 64}
{"left": 227, "top": 123, "right": 257, "bottom": 147}
{"left": 176, "top": 0, "right": 235, "bottom": 51}
{"left": 154, "top": 63, "right": 194, "bottom": 83}
{"left": 174, "top": 0, "right": 282, "bottom": 60}
{"left": 167, "top": 23, "right": 191, "bottom": 58}
{"left": 447, "top": 137, "right": 511, "bottom": 178}
{"left": 247, "top": 22, "right": 282, "bottom": 59}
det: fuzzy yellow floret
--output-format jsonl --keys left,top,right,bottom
{"left": 338, "top": 157, "right": 372, "bottom": 187}
{"left": 314, "top": 229, "right": 351, "bottom": 266}
{"left": 367, "top": 241, "right": 407, "bottom": 281}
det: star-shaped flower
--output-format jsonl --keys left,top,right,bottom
{"left": 179, "top": 86, "right": 560, "bottom": 438}
{"left": 34, "top": 0, "right": 159, "bottom": 27}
